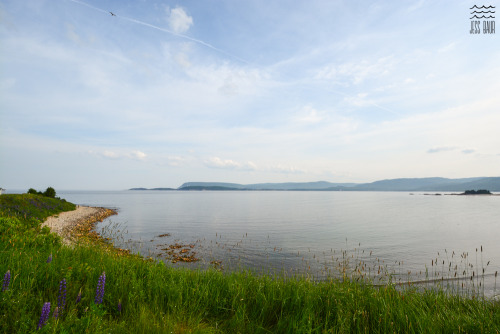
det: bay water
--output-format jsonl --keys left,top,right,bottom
{"left": 58, "top": 190, "right": 500, "bottom": 297}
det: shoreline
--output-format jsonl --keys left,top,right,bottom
{"left": 42, "top": 205, "right": 117, "bottom": 245}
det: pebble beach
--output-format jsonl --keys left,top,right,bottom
{"left": 42, "top": 205, "right": 117, "bottom": 245}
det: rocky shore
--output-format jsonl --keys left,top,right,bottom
{"left": 42, "top": 205, "right": 117, "bottom": 245}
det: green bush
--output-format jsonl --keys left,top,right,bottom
{"left": 26, "top": 187, "right": 57, "bottom": 198}
{"left": 27, "top": 188, "right": 39, "bottom": 195}
{"left": 43, "top": 187, "right": 56, "bottom": 198}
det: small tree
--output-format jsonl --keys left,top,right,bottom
{"left": 43, "top": 187, "right": 56, "bottom": 198}
{"left": 27, "top": 188, "right": 39, "bottom": 195}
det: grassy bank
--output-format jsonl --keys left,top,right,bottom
{"left": 1, "top": 194, "right": 499, "bottom": 333}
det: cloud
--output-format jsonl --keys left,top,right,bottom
{"left": 174, "top": 52, "right": 191, "bottom": 68}
{"left": 218, "top": 77, "right": 239, "bottom": 96}
{"left": 129, "top": 150, "right": 147, "bottom": 160}
{"left": 101, "top": 150, "right": 120, "bottom": 159}
{"left": 427, "top": 147, "right": 477, "bottom": 155}
{"left": 438, "top": 42, "right": 456, "bottom": 54}
{"left": 204, "top": 157, "right": 256, "bottom": 171}
{"left": 315, "top": 56, "right": 395, "bottom": 85}
{"left": 294, "top": 105, "right": 324, "bottom": 124}
{"left": 65, "top": 23, "right": 81, "bottom": 44}
{"left": 266, "top": 164, "right": 306, "bottom": 174}
{"left": 90, "top": 150, "right": 147, "bottom": 161}
{"left": 167, "top": 7, "right": 193, "bottom": 34}
{"left": 427, "top": 147, "right": 457, "bottom": 154}
{"left": 167, "top": 156, "right": 187, "bottom": 167}
{"left": 407, "top": 0, "right": 426, "bottom": 12}
{"left": 203, "top": 157, "right": 305, "bottom": 175}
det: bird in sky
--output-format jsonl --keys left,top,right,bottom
{"left": 109, "top": 12, "right": 116, "bottom": 16}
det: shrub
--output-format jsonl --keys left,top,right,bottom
{"left": 27, "top": 188, "right": 40, "bottom": 195}
{"left": 26, "top": 187, "right": 57, "bottom": 198}
{"left": 43, "top": 187, "right": 56, "bottom": 198}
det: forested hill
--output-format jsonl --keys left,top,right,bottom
{"left": 138, "top": 177, "right": 500, "bottom": 191}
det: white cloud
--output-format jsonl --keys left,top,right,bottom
{"left": 203, "top": 157, "right": 306, "bottom": 175}
{"left": 266, "top": 164, "right": 307, "bottom": 175}
{"left": 167, "top": 7, "right": 193, "bottom": 34}
{"left": 101, "top": 150, "right": 120, "bottom": 159}
{"left": 129, "top": 150, "right": 147, "bottom": 160}
{"left": 174, "top": 52, "right": 191, "bottom": 68}
{"left": 427, "top": 147, "right": 457, "bottom": 154}
{"left": 295, "top": 105, "right": 324, "bottom": 124}
{"left": 427, "top": 147, "right": 477, "bottom": 155}
{"left": 205, "top": 157, "right": 241, "bottom": 169}
{"left": 167, "top": 156, "right": 187, "bottom": 167}
{"left": 203, "top": 157, "right": 258, "bottom": 171}
{"left": 90, "top": 150, "right": 147, "bottom": 161}
{"left": 66, "top": 23, "right": 81, "bottom": 44}
{"left": 315, "top": 56, "right": 395, "bottom": 85}
{"left": 438, "top": 42, "right": 456, "bottom": 54}
{"left": 218, "top": 77, "right": 239, "bottom": 96}
{"left": 407, "top": 0, "right": 426, "bottom": 13}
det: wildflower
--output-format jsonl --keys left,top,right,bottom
{"left": 56, "top": 278, "right": 67, "bottom": 316}
{"left": 37, "top": 302, "right": 51, "bottom": 330}
{"left": 94, "top": 272, "right": 106, "bottom": 304}
{"left": 2, "top": 270, "right": 10, "bottom": 292}
{"left": 53, "top": 306, "right": 59, "bottom": 319}
{"left": 76, "top": 289, "right": 82, "bottom": 304}
{"left": 46, "top": 254, "right": 52, "bottom": 263}
{"left": 117, "top": 299, "right": 122, "bottom": 313}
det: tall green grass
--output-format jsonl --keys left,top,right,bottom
{"left": 1, "top": 194, "right": 499, "bottom": 333}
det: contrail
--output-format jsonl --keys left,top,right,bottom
{"left": 324, "top": 87, "right": 401, "bottom": 116}
{"left": 67, "top": 0, "right": 249, "bottom": 64}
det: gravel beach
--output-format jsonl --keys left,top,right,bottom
{"left": 42, "top": 206, "right": 116, "bottom": 245}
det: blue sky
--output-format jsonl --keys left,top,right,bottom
{"left": 1, "top": 0, "right": 499, "bottom": 190}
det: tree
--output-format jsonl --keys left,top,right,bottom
{"left": 43, "top": 187, "right": 56, "bottom": 198}
{"left": 27, "top": 188, "right": 39, "bottom": 195}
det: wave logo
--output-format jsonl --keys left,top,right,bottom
{"left": 470, "top": 5, "right": 496, "bottom": 34}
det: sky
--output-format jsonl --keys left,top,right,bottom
{"left": 1, "top": 0, "right": 499, "bottom": 190}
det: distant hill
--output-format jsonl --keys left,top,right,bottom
{"left": 129, "top": 187, "right": 176, "bottom": 191}
{"left": 348, "top": 177, "right": 492, "bottom": 191}
{"left": 177, "top": 181, "right": 357, "bottom": 191}
{"left": 130, "top": 177, "right": 500, "bottom": 192}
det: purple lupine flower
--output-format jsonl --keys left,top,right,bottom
{"left": 46, "top": 254, "right": 53, "bottom": 263}
{"left": 76, "top": 289, "right": 82, "bottom": 304}
{"left": 94, "top": 272, "right": 106, "bottom": 304}
{"left": 2, "top": 270, "right": 10, "bottom": 292}
{"left": 56, "top": 278, "right": 66, "bottom": 317}
{"left": 37, "top": 302, "right": 51, "bottom": 330}
{"left": 117, "top": 300, "right": 122, "bottom": 313}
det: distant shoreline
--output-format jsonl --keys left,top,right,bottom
{"left": 421, "top": 193, "right": 500, "bottom": 196}
{"left": 129, "top": 176, "right": 500, "bottom": 192}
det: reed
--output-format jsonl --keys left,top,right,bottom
{"left": 1, "top": 194, "right": 499, "bottom": 333}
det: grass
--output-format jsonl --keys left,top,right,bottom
{"left": 1, "top": 194, "right": 499, "bottom": 333}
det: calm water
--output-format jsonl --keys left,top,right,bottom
{"left": 57, "top": 190, "right": 500, "bottom": 297}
